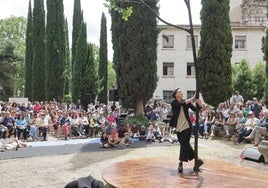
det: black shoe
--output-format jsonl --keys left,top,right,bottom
{"left": 197, "top": 159, "right": 204, "bottom": 168}
{"left": 177, "top": 162, "right": 183, "bottom": 173}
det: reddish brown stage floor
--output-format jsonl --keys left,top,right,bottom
{"left": 102, "top": 157, "right": 268, "bottom": 188}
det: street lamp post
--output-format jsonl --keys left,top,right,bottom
{"left": 123, "top": 0, "right": 201, "bottom": 172}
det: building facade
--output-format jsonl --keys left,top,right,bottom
{"left": 153, "top": 0, "right": 267, "bottom": 103}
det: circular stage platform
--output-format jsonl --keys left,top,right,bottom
{"left": 102, "top": 157, "right": 268, "bottom": 188}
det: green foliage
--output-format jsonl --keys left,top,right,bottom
{"left": 262, "top": 9, "right": 268, "bottom": 103}
{"left": 24, "top": 0, "right": 33, "bottom": 100}
{"left": 198, "top": 0, "right": 233, "bottom": 107}
{"left": 63, "top": 94, "right": 72, "bottom": 103}
{"left": 0, "top": 44, "right": 19, "bottom": 100}
{"left": 32, "top": 0, "right": 46, "bottom": 101}
{"left": 110, "top": 0, "right": 159, "bottom": 115}
{"left": 0, "top": 16, "right": 27, "bottom": 99}
{"left": 72, "top": 22, "right": 88, "bottom": 101}
{"left": 120, "top": 116, "right": 150, "bottom": 127}
{"left": 72, "top": 0, "right": 83, "bottom": 75}
{"left": 98, "top": 13, "right": 108, "bottom": 104}
{"left": 252, "top": 61, "right": 265, "bottom": 101}
{"left": 108, "top": 62, "right": 116, "bottom": 90}
{"left": 232, "top": 59, "right": 254, "bottom": 102}
{"left": 45, "top": 0, "right": 66, "bottom": 102}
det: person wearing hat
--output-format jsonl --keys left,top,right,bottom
{"left": 237, "top": 111, "right": 260, "bottom": 144}
{"left": 169, "top": 88, "right": 203, "bottom": 173}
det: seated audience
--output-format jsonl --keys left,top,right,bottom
{"left": 119, "top": 132, "right": 132, "bottom": 147}
{"left": 210, "top": 112, "right": 225, "bottom": 139}
{"left": 237, "top": 111, "right": 260, "bottom": 144}
{"left": 99, "top": 132, "right": 109, "bottom": 148}
{"left": 244, "top": 110, "right": 268, "bottom": 146}
{"left": 224, "top": 113, "right": 237, "bottom": 141}
{"left": 139, "top": 125, "right": 147, "bottom": 140}
{"left": 108, "top": 129, "right": 120, "bottom": 147}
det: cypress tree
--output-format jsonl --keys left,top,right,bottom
{"left": 46, "top": 0, "right": 66, "bottom": 102}
{"left": 262, "top": 2, "right": 268, "bottom": 103}
{"left": 111, "top": 0, "right": 159, "bottom": 116}
{"left": 25, "top": 0, "right": 33, "bottom": 100}
{"left": 198, "top": 0, "right": 233, "bottom": 107}
{"left": 72, "top": 0, "right": 83, "bottom": 74}
{"left": 72, "top": 22, "right": 87, "bottom": 102}
{"left": 32, "top": 0, "right": 46, "bottom": 101}
{"left": 98, "top": 12, "right": 108, "bottom": 104}
{"left": 64, "top": 19, "right": 71, "bottom": 96}
{"left": 84, "top": 43, "right": 98, "bottom": 105}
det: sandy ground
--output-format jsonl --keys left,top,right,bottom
{"left": 0, "top": 139, "right": 267, "bottom": 188}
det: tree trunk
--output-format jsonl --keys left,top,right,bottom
{"left": 134, "top": 97, "right": 144, "bottom": 117}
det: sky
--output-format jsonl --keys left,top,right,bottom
{"left": 0, "top": 0, "right": 202, "bottom": 61}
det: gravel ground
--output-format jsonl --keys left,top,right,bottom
{"left": 0, "top": 138, "right": 267, "bottom": 188}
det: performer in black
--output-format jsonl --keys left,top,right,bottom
{"left": 169, "top": 88, "right": 204, "bottom": 173}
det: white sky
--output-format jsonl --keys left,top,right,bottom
{"left": 0, "top": 0, "right": 202, "bottom": 61}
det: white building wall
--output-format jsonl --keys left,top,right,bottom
{"left": 154, "top": 24, "right": 265, "bottom": 101}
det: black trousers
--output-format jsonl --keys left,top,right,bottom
{"left": 176, "top": 127, "right": 195, "bottom": 162}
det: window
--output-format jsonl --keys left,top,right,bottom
{"left": 187, "top": 91, "right": 195, "bottom": 99}
{"left": 163, "top": 62, "right": 174, "bottom": 76}
{"left": 163, "top": 90, "right": 173, "bottom": 103}
{"left": 163, "top": 35, "right": 174, "bottom": 48}
{"left": 235, "top": 35, "right": 246, "bottom": 49}
{"left": 187, "top": 63, "right": 195, "bottom": 76}
{"left": 186, "top": 35, "right": 198, "bottom": 49}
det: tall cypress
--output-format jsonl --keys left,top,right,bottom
{"left": 111, "top": 0, "right": 159, "bottom": 116}
{"left": 46, "top": 0, "right": 66, "bottom": 101}
{"left": 72, "top": 22, "right": 87, "bottom": 102}
{"left": 98, "top": 13, "right": 108, "bottom": 104}
{"left": 25, "top": 0, "right": 33, "bottom": 100}
{"left": 64, "top": 19, "right": 71, "bottom": 95}
{"left": 262, "top": 2, "right": 268, "bottom": 103}
{"left": 72, "top": 0, "right": 83, "bottom": 74}
{"left": 32, "top": 0, "right": 46, "bottom": 101}
{"left": 198, "top": 0, "right": 233, "bottom": 107}
{"left": 85, "top": 43, "right": 98, "bottom": 104}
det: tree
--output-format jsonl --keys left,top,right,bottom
{"left": 72, "top": 0, "right": 83, "bottom": 74}
{"left": 32, "top": 0, "right": 46, "bottom": 101}
{"left": 0, "top": 44, "right": 20, "bottom": 100}
{"left": 198, "top": 0, "right": 233, "bottom": 107}
{"left": 252, "top": 61, "right": 265, "bottom": 101}
{"left": 110, "top": 0, "right": 159, "bottom": 116}
{"left": 0, "top": 16, "right": 27, "bottom": 98}
{"left": 25, "top": 0, "right": 33, "bottom": 100}
{"left": 261, "top": 8, "right": 268, "bottom": 103}
{"left": 72, "top": 22, "right": 88, "bottom": 102}
{"left": 233, "top": 59, "right": 254, "bottom": 102}
{"left": 64, "top": 19, "right": 71, "bottom": 96}
{"left": 98, "top": 12, "right": 108, "bottom": 104}
{"left": 46, "top": 0, "right": 66, "bottom": 102}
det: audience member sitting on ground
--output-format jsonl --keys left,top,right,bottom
{"left": 117, "top": 124, "right": 128, "bottom": 139}
{"left": 99, "top": 132, "right": 109, "bottom": 148}
{"left": 108, "top": 129, "right": 120, "bottom": 147}
{"left": 146, "top": 127, "right": 156, "bottom": 142}
{"left": 149, "top": 122, "right": 162, "bottom": 142}
{"left": 160, "top": 123, "right": 174, "bottom": 143}
{"left": 130, "top": 122, "right": 140, "bottom": 139}
{"left": 237, "top": 111, "right": 260, "bottom": 144}
{"left": 0, "top": 131, "right": 27, "bottom": 150}
{"left": 139, "top": 125, "right": 147, "bottom": 140}
{"left": 119, "top": 132, "right": 132, "bottom": 147}
{"left": 244, "top": 110, "right": 268, "bottom": 146}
